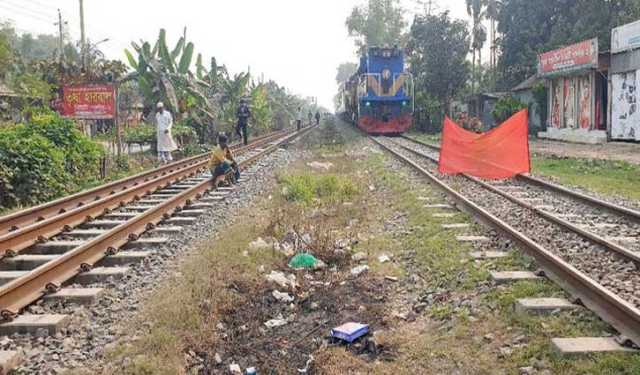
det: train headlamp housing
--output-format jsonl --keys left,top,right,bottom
{"left": 365, "top": 101, "right": 371, "bottom": 107}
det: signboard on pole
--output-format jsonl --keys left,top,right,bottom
{"left": 612, "top": 20, "right": 640, "bottom": 54}
{"left": 538, "top": 39, "right": 598, "bottom": 76}
{"left": 62, "top": 84, "right": 116, "bottom": 119}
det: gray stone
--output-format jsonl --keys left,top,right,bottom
{"left": 470, "top": 251, "right": 508, "bottom": 260}
{"left": 551, "top": 337, "right": 636, "bottom": 355}
{"left": 44, "top": 288, "right": 104, "bottom": 305}
{"left": 0, "top": 314, "right": 70, "bottom": 336}
{"left": 515, "top": 298, "right": 578, "bottom": 314}
{"left": 490, "top": 271, "right": 542, "bottom": 284}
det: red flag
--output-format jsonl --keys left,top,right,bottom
{"left": 438, "top": 110, "right": 530, "bottom": 179}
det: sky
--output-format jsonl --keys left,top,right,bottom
{"left": 0, "top": 0, "right": 473, "bottom": 109}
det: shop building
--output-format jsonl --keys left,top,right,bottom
{"left": 537, "top": 39, "right": 609, "bottom": 144}
{"left": 610, "top": 20, "right": 640, "bottom": 141}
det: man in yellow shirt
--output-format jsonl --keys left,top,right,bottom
{"left": 209, "top": 133, "right": 240, "bottom": 185}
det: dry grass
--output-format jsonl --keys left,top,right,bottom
{"left": 85, "top": 120, "right": 640, "bottom": 374}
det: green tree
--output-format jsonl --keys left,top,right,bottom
{"left": 486, "top": 0, "right": 500, "bottom": 69}
{"left": 497, "top": 0, "right": 640, "bottom": 89}
{"left": 0, "top": 31, "right": 13, "bottom": 81}
{"left": 250, "top": 83, "right": 273, "bottom": 132}
{"left": 346, "top": 0, "right": 406, "bottom": 53}
{"left": 408, "top": 11, "right": 470, "bottom": 131}
{"left": 335, "top": 62, "right": 358, "bottom": 84}
{"left": 466, "top": 0, "right": 487, "bottom": 93}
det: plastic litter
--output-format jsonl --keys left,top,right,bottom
{"left": 266, "top": 271, "right": 297, "bottom": 288}
{"left": 350, "top": 265, "right": 369, "bottom": 276}
{"left": 264, "top": 317, "right": 288, "bottom": 328}
{"left": 249, "top": 237, "right": 271, "bottom": 250}
{"left": 306, "top": 161, "right": 334, "bottom": 171}
{"left": 351, "top": 252, "right": 367, "bottom": 262}
{"left": 331, "top": 322, "right": 370, "bottom": 343}
{"left": 246, "top": 367, "right": 257, "bottom": 375}
{"left": 272, "top": 290, "right": 294, "bottom": 303}
{"left": 288, "top": 253, "right": 320, "bottom": 270}
{"left": 230, "top": 363, "right": 242, "bottom": 374}
{"left": 378, "top": 254, "right": 391, "bottom": 263}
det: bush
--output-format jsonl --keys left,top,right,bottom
{"left": 124, "top": 123, "right": 197, "bottom": 147}
{"left": 492, "top": 96, "right": 527, "bottom": 124}
{"left": 27, "top": 110, "right": 104, "bottom": 181}
{"left": 0, "top": 127, "right": 68, "bottom": 206}
{"left": 0, "top": 163, "right": 15, "bottom": 207}
{"left": 0, "top": 109, "right": 105, "bottom": 207}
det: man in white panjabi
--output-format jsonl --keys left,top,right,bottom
{"left": 155, "top": 102, "right": 178, "bottom": 164}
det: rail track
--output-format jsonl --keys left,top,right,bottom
{"left": 0, "top": 130, "right": 287, "bottom": 258}
{"left": 0, "top": 127, "right": 311, "bottom": 322}
{"left": 372, "top": 134, "right": 640, "bottom": 347}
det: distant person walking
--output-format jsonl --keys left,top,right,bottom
{"left": 156, "top": 102, "right": 177, "bottom": 164}
{"left": 236, "top": 99, "right": 251, "bottom": 145}
{"left": 296, "top": 107, "right": 303, "bottom": 131}
{"left": 315, "top": 111, "right": 321, "bottom": 126}
{"left": 308, "top": 111, "right": 313, "bottom": 126}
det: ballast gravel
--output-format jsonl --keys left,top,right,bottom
{"left": 6, "top": 141, "right": 309, "bottom": 375}
{"left": 379, "top": 137, "right": 640, "bottom": 310}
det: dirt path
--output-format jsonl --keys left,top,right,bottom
{"left": 530, "top": 139, "right": 640, "bottom": 164}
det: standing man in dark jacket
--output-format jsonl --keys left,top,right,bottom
{"left": 315, "top": 111, "right": 321, "bottom": 126}
{"left": 236, "top": 99, "right": 251, "bottom": 145}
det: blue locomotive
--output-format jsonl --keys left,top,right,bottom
{"left": 342, "top": 46, "right": 414, "bottom": 135}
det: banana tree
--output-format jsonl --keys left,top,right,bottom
{"left": 250, "top": 82, "right": 272, "bottom": 133}
{"left": 123, "top": 28, "right": 220, "bottom": 142}
{"left": 219, "top": 71, "right": 251, "bottom": 133}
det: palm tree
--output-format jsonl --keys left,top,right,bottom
{"left": 486, "top": 0, "right": 500, "bottom": 69}
{"left": 466, "top": 0, "right": 486, "bottom": 93}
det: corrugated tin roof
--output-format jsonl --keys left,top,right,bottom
{"left": 512, "top": 75, "right": 540, "bottom": 92}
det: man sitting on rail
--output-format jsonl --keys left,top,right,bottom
{"left": 209, "top": 133, "right": 240, "bottom": 186}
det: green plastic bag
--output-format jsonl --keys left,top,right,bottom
{"left": 288, "top": 253, "right": 319, "bottom": 269}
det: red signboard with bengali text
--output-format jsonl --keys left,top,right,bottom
{"left": 62, "top": 84, "right": 115, "bottom": 120}
{"left": 538, "top": 39, "right": 598, "bottom": 76}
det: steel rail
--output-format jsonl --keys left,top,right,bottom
{"left": 0, "top": 132, "right": 288, "bottom": 258}
{"left": 400, "top": 134, "right": 640, "bottom": 223}
{"left": 372, "top": 136, "right": 640, "bottom": 346}
{"left": 0, "top": 127, "right": 313, "bottom": 319}
{"left": 0, "top": 130, "right": 287, "bottom": 234}
{"left": 392, "top": 141, "right": 640, "bottom": 265}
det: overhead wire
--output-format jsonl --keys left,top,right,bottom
{"left": 0, "top": 0, "right": 58, "bottom": 19}
{"left": 1, "top": 0, "right": 131, "bottom": 60}
{"left": 0, "top": 3, "right": 55, "bottom": 25}
{"left": 22, "top": 0, "right": 59, "bottom": 12}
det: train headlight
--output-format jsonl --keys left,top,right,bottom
{"left": 365, "top": 101, "right": 371, "bottom": 107}
{"left": 402, "top": 101, "right": 408, "bottom": 106}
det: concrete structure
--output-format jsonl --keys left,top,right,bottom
{"left": 466, "top": 92, "right": 508, "bottom": 130}
{"left": 490, "top": 271, "right": 542, "bottom": 284}
{"left": 514, "top": 298, "right": 578, "bottom": 314}
{"left": 610, "top": 20, "right": 640, "bottom": 141}
{"left": 512, "top": 75, "right": 544, "bottom": 134}
{"left": 551, "top": 337, "right": 635, "bottom": 355}
{"left": 537, "top": 39, "right": 609, "bottom": 144}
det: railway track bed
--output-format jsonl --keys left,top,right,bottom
{"left": 0, "top": 128, "right": 312, "bottom": 373}
{"left": 372, "top": 134, "right": 640, "bottom": 355}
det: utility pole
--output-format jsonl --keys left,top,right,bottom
{"left": 55, "top": 9, "right": 66, "bottom": 65}
{"left": 79, "top": 0, "right": 86, "bottom": 71}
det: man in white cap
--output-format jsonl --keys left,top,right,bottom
{"left": 155, "top": 102, "right": 177, "bottom": 164}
